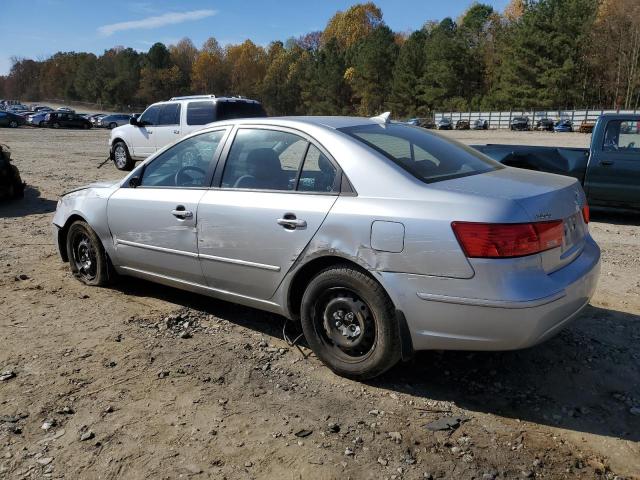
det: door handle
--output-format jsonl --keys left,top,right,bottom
{"left": 277, "top": 214, "right": 306, "bottom": 230}
{"left": 600, "top": 160, "right": 614, "bottom": 166}
{"left": 173, "top": 130, "right": 180, "bottom": 134}
{"left": 171, "top": 206, "right": 193, "bottom": 219}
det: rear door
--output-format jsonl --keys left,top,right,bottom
{"left": 183, "top": 101, "right": 215, "bottom": 137}
{"left": 197, "top": 126, "right": 340, "bottom": 300}
{"left": 586, "top": 119, "right": 640, "bottom": 208}
{"left": 107, "top": 129, "right": 228, "bottom": 284}
{"left": 153, "top": 103, "right": 182, "bottom": 152}
{"left": 130, "top": 105, "right": 161, "bottom": 158}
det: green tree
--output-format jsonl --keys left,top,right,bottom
{"left": 389, "top": 30, "right": 428, "bottom": 117}
{"left": 346, "top": 25, "right": 398, "bottom": 115}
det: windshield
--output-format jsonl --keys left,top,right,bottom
{"left": 340, "top": 123, "right": 502, "bottom": 184}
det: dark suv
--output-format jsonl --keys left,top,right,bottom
{"left": 45, "top": 112, "right": 92, "bottom": 129}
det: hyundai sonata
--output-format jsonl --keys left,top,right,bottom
{"left": 53, "top": 115, "right": 600, "bottom": 379}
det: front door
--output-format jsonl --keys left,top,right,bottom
{"left": 197, "top": 127, "right": 340, "bottom": 300}
{"left": 130, "top": 104, "right": 161, "bottom": 158}
{"left": 107, "top": 129, "right": 228, "bottom": 284}
{"left": 587, "top": 119, "right": 640, "bottom": 208}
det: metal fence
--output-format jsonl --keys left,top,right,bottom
{"left": 434, "top": 109, "right": 639, "bottom": 129}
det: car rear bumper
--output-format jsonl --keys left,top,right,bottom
{"left": 380, "top": 235, "right": 600, "bottom": 351}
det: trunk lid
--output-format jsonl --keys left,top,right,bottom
{"left": 431, "top": 167, "right": 588, "bottom": 271}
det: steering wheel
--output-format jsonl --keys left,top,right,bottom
{"left": 233, "top": 174, "right": 256, "bottom": 188}
{"left": 175, "top": 166, "right": 206, "bottom": 186}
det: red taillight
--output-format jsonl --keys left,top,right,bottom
{"left": 451, "top": 221, "right": 564, "bottom": 258}
{"left": 582, "top": 203, "right": 590, "bottom": 224}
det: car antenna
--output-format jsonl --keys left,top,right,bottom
{"left": 370, "top": 111, "right": 391, "bottom": 124}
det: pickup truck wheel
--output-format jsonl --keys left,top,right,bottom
{"left": 113, "top": 141, "right": 134, "bottom": 171}
{"left": 300, "top": 265, "right": 401, "bottom": 379}
{"left": 66, "top": 220, "right": 112, "bottom": 286}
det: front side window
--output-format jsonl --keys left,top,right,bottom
{"left": 157, "top": 103, "right": 181, "bottom": 126}
{"left": 341, "top": 123, "right": 502, "bottom": 183}
{"left": 221, "top": 129, "right": 308, "bottom": 191}
{"left": 138, "top": 105, "right": 161, "bottom": 126}
{"left": 603, "top": 120, "right": 640, "bottom": 152}
{"left": 187, "top": 101, "right": 215, "bottom": 125}
{"left": 140, "top": 130, "right": 225, "bottom": 188}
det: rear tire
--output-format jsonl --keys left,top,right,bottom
{"left": 9, "top": 121, "right": 18, "bottom": 128}
{"left": 109, "top": 122, "right": 117, "bottom": 129}
{"left": 113, "top": 141, "right": 134, "bottom": 171}
{"left": 66, "top": 220, "right": 111, "bottom": 286}
{"left": 52, "top": 122, "right": 60, "bottom": 129}
{"left": 300, "top": 265, "right": 401, "bottom": 379}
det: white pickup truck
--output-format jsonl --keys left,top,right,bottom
{"left": 108, "top": 95, "right": 266, "bottom": 170}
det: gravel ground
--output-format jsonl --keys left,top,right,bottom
{"left": 0, "top": 126, "right": 638, "bottom": 479}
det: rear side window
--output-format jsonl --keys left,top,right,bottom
{"left": 298, "top": 145, "right": 338, "bottom": 192}
{"left": 186, "top": 101, "right": 215, "bottom": 125}
{"left": 340, "top": 123, "right": 502, "bottom": 183}
{"left": 221, "top": 129, "right": 307, "bottom": 191}
{"left": 216, "top": 101, "right": 266, "bottom": 121}
{"left": 157, "top": 103, "right": 181, "bottom": 126}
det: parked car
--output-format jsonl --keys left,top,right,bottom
{"left": 455, "top": 119, "right": 470, "bottom": 130}
{"left": 554, "top": 120, "right": 573, "bottom": 132}
{"left": 0, "top": 144, "right": 24, "bottom": 200}
{"left": 44, "top": 112, "right": 92, "bottom": 129}
{"left": 535, "top": 118, "right": 555, "bottom": 131}
{"left": 27, "top": 111, "right": 50, "bottom": 127}
{"left": 436, "top": 117, "right": 452, "bottom": 130}
{"left": 0, "top": 111, "right": 26, "bottom": 128}
{"left": 54, "top": 115, "right": 600, "bottom": 379}
{"left": 510, "top": 116, "right": 530, "bottom": 131}
{"left": 90, "top": 114, "right": 107, "bottom": 126}
{"left": 406, "top": 118, "right": 435, "bottom": 129}
{"left": 97, "top": 114, "right": 131, "bottom": 129}
{"left": 473, "top": 114, "right": 640, "bottom": 211}
{"left": 109, "top": 95, "right": 267, "bottom": 170}
{"left": 579, "top": 121, "right": 596, "bottom": 134}
{"left": 472, "top": 119, "right": 488, "bottom": 130}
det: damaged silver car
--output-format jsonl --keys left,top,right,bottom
{"left": 53, "top": 115, "right": 600, "bottom": 379}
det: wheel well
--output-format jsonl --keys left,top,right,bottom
{"left": 57, "top": 214, "right": 87, "bottom": 262}
{"left": 287, "top": 256, "right": 375, "bottom": 320}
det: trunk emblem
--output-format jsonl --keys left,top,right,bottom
{"left": 535, "top": 212, "right": 552, "bottom": 220}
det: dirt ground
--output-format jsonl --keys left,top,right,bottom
{"left": 1, "top": 126, "right": 638, "bottom": 480}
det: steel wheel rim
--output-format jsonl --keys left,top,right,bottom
{"left": 71, "top": 232, "right": 97, "bottom": 281}
{"left": 114, "top": 145, "right": 127, "bottom": 168}
{"left": 312, "top": 287, "right": 377, "bottom": 362}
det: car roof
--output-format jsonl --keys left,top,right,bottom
{"left": 209, "top": 116, "right": 387, "bottom": 130}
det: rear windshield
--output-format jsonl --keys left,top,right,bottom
{"left": 340, "top": 123, "right": 502, "bottom": 184}
{"left": 216, "top": 101, "right": 267, "bottom": 121}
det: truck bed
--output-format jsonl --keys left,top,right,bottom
{"left": 472, "top": 144, "right": 590, "bottom": 184}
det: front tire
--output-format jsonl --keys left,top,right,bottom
{"left": 300, "top": 265, "right": 401, "bottom": 379}
{"left": 66, "top": 221, "right": 111, "bottom": 286}
{"left": 113, "top": 140, "right": 134, "bottom": 171}
{"left": 9, "top": 121, "right": 18, "bottom": 128}
{"left": 109, "top": 122, "right": 117, "bottom": 129}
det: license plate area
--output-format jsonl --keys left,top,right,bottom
{"left": 562, "top": 212, "right": 584, "bottom": 253}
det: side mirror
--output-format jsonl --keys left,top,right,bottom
{"left": 129, "top": 117, "right": 138, "bottom": 126}
{"left": 128, "top": 176, "right": 140, "bottom": 188}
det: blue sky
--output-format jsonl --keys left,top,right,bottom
{"left": 0, "top": 0, "right": 510, "bottom": 75}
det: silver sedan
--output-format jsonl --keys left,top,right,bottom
{"left": 52, "top": 115, "right": 600, "bottom": 379}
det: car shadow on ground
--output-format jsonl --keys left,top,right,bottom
{"left": 114, "top": 276, "right": 640, "bottom": 443}
{"left": 591, "top": 209, "right": 640, "bottom": 226}
{"left": 0, "top": 185, "right": 57, "bottom": 218}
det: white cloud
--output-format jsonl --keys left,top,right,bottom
{"left": 98, "top": 9, "right": 217, "bottom": 37}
